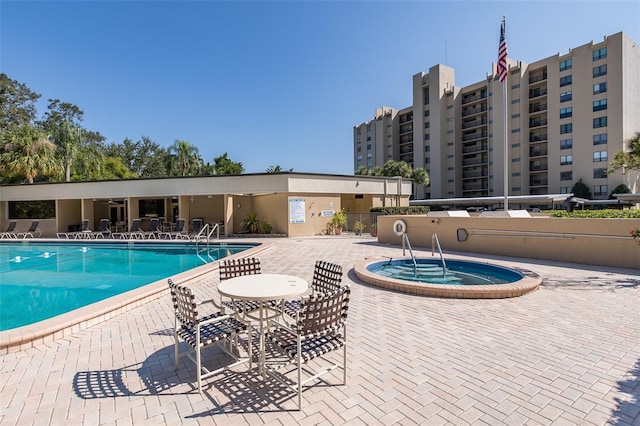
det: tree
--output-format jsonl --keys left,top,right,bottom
{"left": 102, "top": 157, "right": 138, "bottom": 180}
{"left": 105, "top": 137, "right": 169, "bottom": 177}
{"left": 383, "top": 159, "right": 413, "bottom": 178}
{"left": 411, "top": 168, "right": 430, "bottom": 186}
{"left": 210, "top": 152, "right": 244, "bottom": 175}
{"left": 0, "top": 73, "right": 41, "bottom": 131}
{"left": 607, "top": 130, "right": 640, "bottom": 174}
{"left": 167, "top": 140, "right": 202, "bottom": 176}
{"left": 52, "top": 122, "right": 82, "bottom": 181}
{"left": 266, "top": 165, "right": 292, "bottom": 173}
{"left": 609, "top": 184, "right": 631, "bottom": 199}
{"left": 571, "top": 178, "right": 592, "bottom": 199}
{"left": 0, "top": 124, "right": 59, "bottom": 183}
{"left": 39, "top": 98, "right": 84, "bottom": 129}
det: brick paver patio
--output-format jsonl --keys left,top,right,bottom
{"left": 1, "top": 236, "right": 639, "bottom": 425}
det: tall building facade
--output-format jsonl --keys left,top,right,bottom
{"left": 354, "top": 32, "right": 640, "bottom": 202}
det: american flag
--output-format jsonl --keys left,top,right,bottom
{"left": 497, "top": 18, "right": 508, "bottom": 82}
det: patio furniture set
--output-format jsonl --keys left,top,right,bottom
{"left": 52, "top": 217, "right": 208, "bottom": 240}
{"left": 168, "top": 258, "right": 351, "bottom": 410}
{"left": 0, "top": 220, "right": 42, "bottom": 239}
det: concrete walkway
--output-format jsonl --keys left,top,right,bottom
{"left": 1, "top": 236, "right": 639, "bottom": 425}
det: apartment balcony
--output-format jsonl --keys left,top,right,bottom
{"left": 462, "top": 105, "right": 488, "bottom": 117}
{"left": 463, "top": 157, "right": 488, "bottom": 166}
{"left": 399, "top": 115, "right": 413, "bottom": 124}
{"left": 528, "top": 72, "right": 548, "bottom": 85}
{"left": 461, "top": 93, "right": 487, "bottom": 105}
{"left": 399, "top": 136, "right": 413, "bottom": 144}
{"left": 529, "top": 133, "right": 548, "bottom": 143}
{"left": 529, "top": 178, "right": 549, "bottom": 187}
{"left": 529, "top": 164, "right": 548, "bottom": 172}
{"left": 529, "top": 103, "right": 548, "bottom": 114}
{"left": 399, "top": 126, "right": 413, "bottom": 135}
{"left": 462, "top": 132, "right": 488, "bottom": 142}
{"left": 529, "top": 148, "right": 548, "bottom": 157}
{"left": 462, "top": 169, "right": 488, "bottom": 179}
{"left": 400, "top": 147, "right": 413, "bottom": 155}
{"left": 462, "top": 189, "right": 489, "bottom": 197}
{"left": 529, "top": 88, "right": 548, "bottom": 99}
{"left": 461, "top": 118, "right": 488, "bottom": 130}
{"left": 462, "top": 183, "right": 487, "bottom": 191}
{"left": 462, "top": 144, "right": 488, "bottom": 154}
{"left": 529, "top": 118, "right": 548, "bottom": 128}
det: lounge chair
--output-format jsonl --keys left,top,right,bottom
{"left": 16, "top": 220, "right": 42, "bottom": 239}
{"left": 0, "top": 221, "right": 17, "bottom": 239}
{"left": 188, "top": 218, "right": 204, "bottom": 241}
{"left": 113, "top": 218, "right": 144, "bottom": 240}
{"left": 266, "top": 285, "right": 351, "bottom": 410}
{"left": 159, "top": 218, "right": 187, "bottom": 240}
{"left": 283, "top": 260, "right": 343, "bottom": 319}
{"left": 143, "top": 218, "right": 160, "bottom": 239}
{"left": 91, "top": 219, "right": 111, "bottom": 239}
{"left": 168, "top": 279, "right": 251, "bottom": 393}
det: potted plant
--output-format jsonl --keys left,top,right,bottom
{"left": 631, "top": 227, "right": 640, "bottom": 245}
{"left": 260, "top": 220, "right": 273, "bottom": 234}
{"left": 369, "top": 222, "right": 377, "bottom": 237}
{"left": 241, "top": 212, "right": 261, "bottom": 234}
{"left": 330, "top": 210, "right": 347, "bottom": 235}
{"left": 353, "top": 220, "right": 365, "bottom": 236}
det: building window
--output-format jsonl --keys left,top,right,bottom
{"left": 560, "top": 139, "right": 573, "bottom": 150}
{"left": 425, "top": 157, "right": 430, "bottom": 164}
{"left": 366, "top": 136, "right": 371, "bottom": 141}
{"left": 425, "top": 110, "right": 430, "bottom": 117}
{"left": 512, "top": 113, "right": 520, "bottom": 118}
{"left": 425, "top": 122, "right": 430, "bottom": 129}
{"left": 560, "top": 123, "right": 572, "bottom": 134}
{"left": 447, "top": 117, "right": 454, "bottom": 122}
{"left": 593, "top": 82, "right": 607, "bottom": 94}
{"left": 593, "top": 168, "right": 607, "bottom": 179}
{"left": 593, "top": 133, "right": 607, "bottom": 145}
{"left": 424, "top": 89, "right": 430, "bottom": 104}
{"left": 593, "top": 151, "right": 608, "bottom": 162}
{"left": 512, "top": 158, "right": 521, "bottom": 162}
{"left": 511, "top": 98, "right": 520, "bottom": 104}
{"left": 366, "top": 124, "right": 371, "bottom": 134}
{"left": 425, "top": 134, "right": 430, "bottom": 141}
{"left": 425, "top": 145, "right": 430, "bottom": 152}
{"left": 593, "top": 47, "right": 607, "bottom": 61}
{"left": 559, "top": 59, "right": 572, "bottom": 71}
{"left": 367, "top": 152, "right": 372, "bottom": 159}
{"left": 511, "top": 83, "right": 521, "bottom": 89}
{"left": 447, "top": 154, "right": 454, "bottom": 158}
{"left": 560, "top": 107, "right": 572, "bottom": 119}
{"left": 357, "top": 155, "right": 362, "bottom": 161}
{"left": 560, "top": 91, "right": 572, "bottom": 102}
{"left": 593, "top": 117, "right": 607, "bottom": 128}
{"left": 559, "top": 75, "right": 572, "bottom": 87}
{"left": 560, "top": 186, "right": 571, "bottom": 194}
{"left": 560, "top": 155, "right": 573, "bottom": 165}
{"left": 447, "top": 105, "right": 453, "bottom": 110}
{"left": 357, "top": 147, "right": 361, "bottom": 152}
{"left": 594, "top": 185, "right": 608, "bottom": 196}
{"left": 367, "top": 161, "right": 372, "bottom": 167}
{"left": 367, "top": 144, "right": 371, "bottom": 150}
{"left": 512, "top": 128, "right": 520, "bottom": 133}
{"left": 447, "top": 166, "right": 454, "bottom": 171}
{"left": 447, "top": 130, "right": 454, "bottom": 134}
{"left": 512, "top": 143, "right": 520, "bottom": 147}
{"left": 560, "top": 171, "right": 573, "bottom": 181}
{"left": 593, "top": 99, "right": 607, "bottom": 111}
{"left": 447, "top": 142, "right": 454, "bottom": 146}
{"left": 593, "top": 64, "right": 607, "bottom": 77}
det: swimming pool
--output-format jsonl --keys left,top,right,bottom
{"left": 0, "top": 241, "right": 258, "bottom": 331}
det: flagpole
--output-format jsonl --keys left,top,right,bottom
{"left": 502, "top": 16, "right": 509, "bottom": 211}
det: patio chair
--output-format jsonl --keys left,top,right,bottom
{"left": 188, "top": 218, "right": 204, "bottom": 241}
{"left": 0, "top": 221, "right": 17, "bottom": 239}
{"left": 159, "top": 218, "right": 188, "bottom": 240}
{"left": 57, "top": 219, "right": 90, "bottom": 239}
{"left": 16, "top": 220, "right": 42, "bottom": 239}
{"left": 266, "top": 284, "right": 351, "bottom": 410}
{"left": 283, "top": 261, "right": 343, "bottom": 319}
{"left": 218, "top": 257, "right": 271, "bottom": 315}
{"left": 143, "top": 218, "right": 160, "bottom": 239}
{"left": 168, "top": 279, "right": 251, "bottom": 393}
{"left": 113, "top": 218, "right": 144, "bottom": 240}
{"left": 91, "top": 219, "right": 111, "bottom": 239}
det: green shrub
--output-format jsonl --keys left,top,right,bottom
{"left": 550, "top": 209, "right": 640, "bottom": 219}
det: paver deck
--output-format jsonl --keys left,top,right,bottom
{"left": 1, "top": 236, "right": 639, "bottom": 425}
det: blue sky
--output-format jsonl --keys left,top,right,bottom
{"left": 2, "top": 1, "right": 639, "bottom": 175}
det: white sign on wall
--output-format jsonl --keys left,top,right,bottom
{"left": 289, "top": 198, "right": 306, "bottom": 223}
{"left": 320, "top": 210, "right": 335, "bottom": 217}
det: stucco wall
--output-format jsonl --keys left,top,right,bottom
{"left": 377, "top": 214, "right": 640, "bottom": 269}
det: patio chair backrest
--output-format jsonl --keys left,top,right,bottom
{"left": 27, "top": 221, "right": 39, "bottom": 232}
{"left": 130, "top": 219, "right": 142, "bottom": 232}
{"left": 148, "top": 218, "right": 159, "bottom": 232}
{"left": 219, "top": 257, "right": 261, "bottom": 281}
{"left": 174, "top": 218, "right": 185, "bottom": 232}
{"left": 4, "top": 221, "right": 16, "bottom": 232}
{"left": 98, "top": 219, "right": 109, "bottom": 232}
{"left": 168, "top": 279, "right": 199, "bottom": 327}
{"left": 191, "top": 218, "right": 203, "bottom": 234}
{"left": 80, "top": 219, "right": 89, "bottom": 231}
{"left": 297, "top": 285, "right": 350, "bottom": 338}
{"left": 311, "top": 261, "right": 343, "bottom": 294}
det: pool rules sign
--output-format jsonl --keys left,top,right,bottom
{"left": 289, "top": 198, "right": 305, "bottom": 224}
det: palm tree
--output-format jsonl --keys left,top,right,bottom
{"left": 52, "top": 122, "right": 82, "bottom": 181}
{"left": 168, "top": 140, "right": 202, "bottom": 176}
{"left": 1, "top": 124, "right": 59, "bottom": 183}
{"left": 266, "top": 165, "right": 293, "bottom": 173}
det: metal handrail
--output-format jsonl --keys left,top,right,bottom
{"left": 431, "top": 233, "right": 447, "bottom": 277}
{"left": 402, "top": 233, "right": 418, "bottom": 276}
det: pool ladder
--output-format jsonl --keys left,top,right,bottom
{"left": 431, "top": 233, "right": 447, "bottom": 278}
{"left": 401, "top": 233, "right": 418, "bottom": 276}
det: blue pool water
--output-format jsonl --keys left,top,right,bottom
{"left": 0, "top": 241, "right": 256, "bottom": 331}
{"left": 366, "top": 258, "right": 523, "bottom": 285}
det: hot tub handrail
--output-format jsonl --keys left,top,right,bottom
{"left": 402, "top": 233, "right": 418, "bottom": 276}
{"left": 431, "top": 233, "right": 447, "bottom": 277}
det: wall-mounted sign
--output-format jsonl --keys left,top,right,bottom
{"left": 320, "top": 210, "right": 335, "bottom": 217}
{"left": 289, "top": 198, "right": 305, "bottom": 223}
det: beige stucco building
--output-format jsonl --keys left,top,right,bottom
{"left": 354, "top": 32, "right": 640, "bottom": 205}
{"left": 0, "top": 173, "right": 411, "bottom": 238}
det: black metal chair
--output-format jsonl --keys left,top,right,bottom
{"left": 283, "top": 261, "right": 343, "bottom": 319}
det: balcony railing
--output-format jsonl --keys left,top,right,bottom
{"left": 529, "top": 103, "right": 548, "bottom": 113}
{"left": 529, "top": 118, "right": 548, "bottom": 128}
{"left": 399, "top": 126, "right": 413, "bottom": 134}
{"left": 529, "top": 73, "right": 548, "bottom": 84}
{"left": 463, "top": 158, "right": 488, "bottom": 166}
{"left": 462, "top": 118, "right": 488, "bottom": 129}
{"left": 529, "top": 88, "right": 548, "bottom": 99}
{"left": 463, "top": 144, "right": 488, "bottom": 154}
{"left": 462, "top": 132, "right": 488, "bottom": 142}
{"left": 461, "top": 93, "right": 487, "bottom": 105}
{"left": 529, "top": 149, "right": 548, "bottom": 157}
{"left": 463, "top": 170, "right": 488, "bottom": 179}
{"left": 529, "top": 179, "right": 549, "bottom": 186}
{"left": 529, "top": 134, "right": 548, "bottom": 142}
{"left": 529, "top": 165, "right": 548, "bottom": 171}
{"left": 462, "top": 105, "right": 488, "bottom": 117}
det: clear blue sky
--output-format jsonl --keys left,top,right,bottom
{"left": 2, "top": 1, "right": 638, "bottom": 175}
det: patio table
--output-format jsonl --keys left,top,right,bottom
{"left": 217, "top": 274, "right": 308, "bottom": 377}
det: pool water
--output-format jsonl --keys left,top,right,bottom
{"left": 0, "top": 242, "right": 255, "bottom": 331}
{"left": 366, "top": 258, "right": 523, "bottom": 285}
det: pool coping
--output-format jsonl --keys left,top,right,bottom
{"left": 353, "top": 256, "right": 541, "bottom": 299}
{"left": 0, "top": 241, "right": 272, "bottom": 354}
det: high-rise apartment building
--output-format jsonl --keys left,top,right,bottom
{"left": 353, "top": 32, "right": 640, "bottom": 202}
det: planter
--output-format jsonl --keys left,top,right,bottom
{"left": 334, "top": 227, "right": 343, "bottom": 235}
